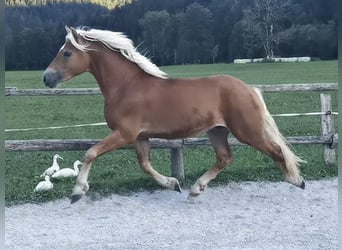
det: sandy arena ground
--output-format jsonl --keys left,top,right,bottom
{"left": 5, "top": 178, "right": 338, "bottom": 250}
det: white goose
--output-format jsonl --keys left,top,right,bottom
{"left": 34, "top": 176, "right": 54, "bottom": 192}
{"left": 51, "top": 160, "right": 82, "bottom": 179}
{"left": 40, "top": 154, "right": 63, "bottom": 177}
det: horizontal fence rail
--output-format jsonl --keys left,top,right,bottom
{"left": 5, "top": 83, "right": 338, "bottom": 96}
{"left": 5, "top": 135, "right": 338, "bottom": 152}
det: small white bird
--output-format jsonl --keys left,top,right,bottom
{"left": 40, "top": 154, "right": 63, "bottom": 177}
{"left": 51, "top": 160, "right": 82, "bottom": 179}
{"left": 34, "top": 176, "right": 54, "bottom": 192}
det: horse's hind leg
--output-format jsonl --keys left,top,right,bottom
{"left": 252, "top": 140, "right": 305, "bottom": 189}
{"left": 135, "top": 139, "right": 181, "bottom": 192}
{"left": 189, "top": 126, "right": 233, "bottom": 197}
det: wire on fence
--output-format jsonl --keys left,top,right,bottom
{"left": 5, "top": 122, "right": 107, "bottom": 132}
{"left": 4, "top": 111, "right": 338, "bottom": 132}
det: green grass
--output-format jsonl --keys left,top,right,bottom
{"left": 162, "top": 61, "right": 338, "bottom": 83}
{"left": 5, "top": 61, "right": 338, "bottom": 88}
{"left": 5, "top": 61, "right": 338, "bottom": 206}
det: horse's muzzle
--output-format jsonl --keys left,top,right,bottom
{"left": 43, "top": 68, "right": 63, "bottom": 88}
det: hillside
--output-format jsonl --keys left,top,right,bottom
{"left": 5, "top": 0, "right": 132, "bottom": 9}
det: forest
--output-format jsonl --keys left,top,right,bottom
{"left": 5, "top": 0, "right": 338, "bottom": 70}
{"left": 5, "top": 0, "right": 132, "bottom": 9}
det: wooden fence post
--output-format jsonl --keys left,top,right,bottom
{"left": 320, "top": 93, "right": 336, "bottom": 165}
{"left": 170, "top": 147, "right": 185, "bottom": 181}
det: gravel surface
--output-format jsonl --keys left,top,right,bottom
{"left": 6, "top": 178, "right": 338, "bottom": 250}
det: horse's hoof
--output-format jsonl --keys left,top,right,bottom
{"left": 70, "top": 194, "right": 83, "bottom": 204}
{"left": 188, "top": 192, "right": 200, "bottom": 198}
{"left": 174, "top": 182, "right": 182, "bottom": 193}
{"left": 300, "top": 180, "right": 305, "bottom": 189}
{"left": 186, "top": 193, "right": 200, "bottom": 203}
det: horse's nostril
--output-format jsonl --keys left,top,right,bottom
{"left": 42, "top": 68, "right": 62, "bottom": 88}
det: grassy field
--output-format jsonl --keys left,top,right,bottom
{"left": 5, "top": 61, "right": 338, "bottom": 206}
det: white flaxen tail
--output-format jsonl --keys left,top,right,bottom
{"left": 253, "top": 88, "right": 306, "bottom": 188}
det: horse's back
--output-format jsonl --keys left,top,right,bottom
{"left": 161, "top": 74, "right": 260, "bottom": 114}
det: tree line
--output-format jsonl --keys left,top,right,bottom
{"left": 5, "top": 0, "right": 338, "bottom": 70}
{"left": 5, "top": 0, "right": 132, "bottom": 9}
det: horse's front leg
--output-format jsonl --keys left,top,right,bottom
{"left": 135, "top": 139, "right": 181, "bottom": 192}
{"left": 71, "top": 130, "right": 128, "bottom": 203}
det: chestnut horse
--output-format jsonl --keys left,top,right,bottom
{"left": 43, "top": 26, "right": 305, "bottom": 203}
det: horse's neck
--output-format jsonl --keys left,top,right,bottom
{"left": 89, "top": 50, "right": 144, "bottom": 98}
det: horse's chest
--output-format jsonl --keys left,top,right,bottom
{"left": 103, "top": 99, "right": 140, "bottom": 129}
{"left": 103, "top": 102, "right": 119, "bottom": 129}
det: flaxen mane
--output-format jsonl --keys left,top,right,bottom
{"left": 66, "top": 26, "right": 168, "bottom": 79}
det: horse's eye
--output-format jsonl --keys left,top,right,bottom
{"left": 63, "top": 51, "right": 72, "bottom": 57}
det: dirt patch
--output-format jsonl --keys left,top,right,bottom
{"left": 6, "top": 178, "right": 338, "bottom": 249}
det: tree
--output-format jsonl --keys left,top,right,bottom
{"left": 209, "top": 0, "right": 254, "bottom": 62}
{"left": 139, "top": 10, "right": 170, "bottom": 65}
{"left": 243, "top": 0, "right": 290, "bottom": 58}
{"left": 211, "top": 44, "right": 219, "bottom": 63}
{"left": 278, "top": 21, "right": 337, "bottom": 59}
{"left": 163, "top": 12, "right": 183, "bottom": 65}
{"left": 178, "top": 2, "right": 213, "bottom": 64}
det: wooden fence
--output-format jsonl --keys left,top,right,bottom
{"left": 5, "top": 83, "right": 338, "bottom": 180}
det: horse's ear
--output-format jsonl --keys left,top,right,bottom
{"left": 65, "top": 25, "right": 71, "bottom": 33}
{"left": 70, "top": 27, "right": 79, "bottom": 42}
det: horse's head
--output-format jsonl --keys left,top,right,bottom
{"left": 43, "top": 26, "right": 91, "bottom": 88}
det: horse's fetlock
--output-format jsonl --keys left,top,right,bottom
{"left": 83, "top": 182, "right": 89, "bottom": 192}
{"left": 72, "top": 185, "right": 85, "bottom": 196}
{"left": 85, "top": 148, "right": 97, "bottom": 162}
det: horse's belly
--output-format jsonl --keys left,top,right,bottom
{"left": 140, "top": 128, "right": 205, "bottom": 140}
{"left": 141, "top": 115, "right": 225, "bottom": 139}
